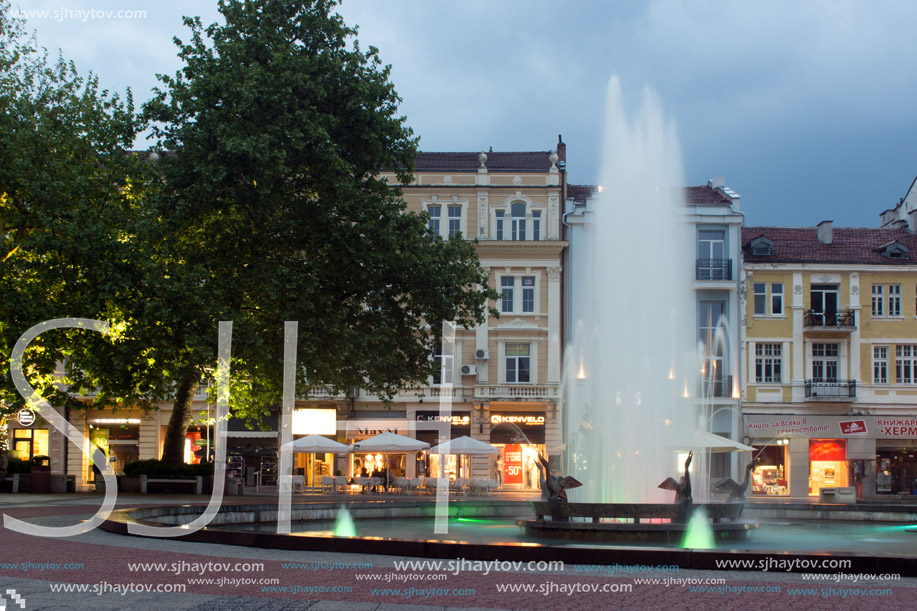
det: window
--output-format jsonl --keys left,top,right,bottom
{"left": 505, "top": 343, "right": 531, "bottom": 383}
{"left": 754, "top": 283, "right": 783, "bottom": 316}
{"left": 495, "top": 210, "right": 504, "bottom": 240}
{"left": 873, "top": 284, "right": 902, "bottom": 317}
{"left": 500, "top": 277, "right": 514, "bottom": 313}
{"left": 447, "top": 205, "right": 462, "bottom": 238}
{"left": 755, "top": 343, "right": 782, "bottom": 383}
{"left": 698, "top": 230, "right": 725, "bottom": 261}
{"left": 754, "top": 284, "right": 766, "bottom": 315}
{"left": 810, "top": 284, "right": 839, "bottom": 324}
{"left": 427, "top": 205, "right": 441, "bottom": 235}
{"left": 771, "top": 283, "right": 783, "bottom": 315}
{"left": 749, "top": 236, "right": 774, "bottom": 256}
{"left": 812, "top": 343, "right": 839, "bottom": 382}
{"left": 432, "top": 346, "right": 453, "bottom": 385}
{"left": 699, "top": 301, "right": 726, "bottom": 389}
{"left": 500, "top": 276, "right": 538, "bottom": 314}
{"left": 896, "top": 345, "right": 917, "bottom": 384}
{"left": 11, "top": 428, "right": 49, "bottom": 460}
{"left": 521, "top": 276, "right": 535, "bottom": 313}
{"left": 874, "top": 346, "right": 888, "bottom": 384}
{"left": 511, "top": 202, "right": 526, "bottom": 241}
{"left": 532, "top": 210, "right": 541, "bottom": 241}
{"left": 872, "top": 285, "right": 884, "bottom": 317}
{"left": 889, "top": 284, "right": 901, "bottom": 316}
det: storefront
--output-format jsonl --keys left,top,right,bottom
{"left": 750, "top": 442, "right": 788, "bottom": 496}
{"left": 7, "top": 409, "right": 48, "bottom": 462}
{"left": 745, "top": 414, "right": 916, "bottom": 498}
{"left": 290, "top": 408, "right": 337, "bottom": 488}
{"left": 876, "top": 441, "right": 917, "bottom": 494}
{"left": 89, "top": 417, "right": 140, "bottom": 473}
{"left": 414, "top": 411, "right": 471, "bottom": 479}
{"left": 346, "top": 416, "right": 409, "bottom": 479}
{"left": 490, "top": 411, "right": 546, "bottom": 490}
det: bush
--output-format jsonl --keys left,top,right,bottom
{"left": 122, "top": 459, "right": 213, "bottom": 477}
{"left": 6, "top": 458, "right": 30, "bottom": 474}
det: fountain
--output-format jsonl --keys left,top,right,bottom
{"left": 516, "top": 77, "right": 755, "bottom": 544}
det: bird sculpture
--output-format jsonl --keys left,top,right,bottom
{"left": 714, "top": 457, "right": 759, "bottom": 501}
{"left": 536, "top": 454, "right": 582, "bottom": 501}
{"left": 658, "top": 451, "right": 693, "bottom": 522}
{"left": 534, "top": 454, "right": 583, "bottom": 522}
{"left": 658, "top": 450, "right": 693, "bottom": 502}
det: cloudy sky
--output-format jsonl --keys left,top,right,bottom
{"left": 16, "top": 0, "right": 917, "bottom": 227}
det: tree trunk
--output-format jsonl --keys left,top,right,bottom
{"left": 160, "top": 374, "right": 198, "bottom": 464}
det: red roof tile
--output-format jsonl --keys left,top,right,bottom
{"left": 566, "top": 184, "right": 597, "bottom": 203}
{"left": 742, "top": 227, "right": 917, "bottom": 265}
{"left": 685, "top": 186, "right": 732, "bottom": 205}
{"left": 414, "top": 152, "right": 553, "bottom": 173}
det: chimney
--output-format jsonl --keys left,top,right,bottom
{"left": 707, "top": 177, "right": 725, "bottom": 189}
{"left": 556, "top": 134, "right": 566, "bottom": 163}
{"left": 817, "top": 220, "right": 833, "bottom": 245}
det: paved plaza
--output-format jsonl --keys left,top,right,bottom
{"left": 0, "top": 492, "right": 915, "bottom": 610}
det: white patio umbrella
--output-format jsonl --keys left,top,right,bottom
{"left": 429, "top": 435, "right": 498, "bottom": 480}
{"left": 283, "top": 435, "right": 351, "bottom": 492}
{"left": 352, "top": 432, "right": 429, "bottom": 488}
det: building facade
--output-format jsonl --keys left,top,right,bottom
{"left": 563, "top": 178, "right": 744, "bottom": 482}
{"left": 740, "top": 222, "right": 917, "bottom": 498}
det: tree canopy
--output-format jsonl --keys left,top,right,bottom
{"left": 0, "top": 1, "right": 145, "bottom": 416}
{"left": 0, "top": 0, "right": 498, "bottom": 463}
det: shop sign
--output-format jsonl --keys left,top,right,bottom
{"left": 89, "top": 418, "right": 141, "bottom": 425}
{"left": 416, "top": 412, "right": 470, "bottom": 426}
{"left": 16, "top": 409, "right": 35, "bottom": 427}
{"left": 490, "top": 414, "right": 544, "bottom": 426}
{"left": 90, "top": 428, "right": 109, "bottom": 458}
{"left": 504, "top": 443, "right": 523, "bottom": 485}
{"left": 746, "top": 414, "right": 917, "bottom": 439}
{"left": 839, "top": 420, "right": 867, "bottom": 436}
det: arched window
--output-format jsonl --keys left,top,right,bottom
{"left": 511, "top": 202, "right": 526, "bottom": 241}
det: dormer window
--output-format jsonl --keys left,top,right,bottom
{"left": 878, "top": 241, "right": 909, "bottom": 260}
{"left": 749, "top": 236, "right": 774, "bottom": 256}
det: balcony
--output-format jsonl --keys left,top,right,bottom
{"left": 302, "top": 386, "right": 355, "bottom": 400}
{"left": 805, "top": 380, "right": 856, "bottom": 399}
{"left": 804, "top": 309, "right": 855, "bottom": 330}
{"left": 695, "top": 258, "right": 732, "bottom": 281}
{"left": 701, "top": 375, "right": 734, "bottom": 399}
{"left": 474, "top": 385, "right": 560, "bottom": 401}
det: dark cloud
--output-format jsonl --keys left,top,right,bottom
{"left": 22, "top": 0, "right": 917, "bottom": 227}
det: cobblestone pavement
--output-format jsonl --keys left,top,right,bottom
{"left": 0, "top": 494, "right": 915, "bottom": 610}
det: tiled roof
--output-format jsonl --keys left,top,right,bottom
{"left": 567, "top": 184, "right": 597, "bottom": 203}
{"left": 685, "top": 186, "right": 732, "bottom": 206}
{"left": 414, "top": 152, "right": 553, "bottom": 173}
{"left": 742, "top": 227, "right": 917, "bottom": 265}
{"left": 563, "top": 184, "right": 732, "bottom": 205}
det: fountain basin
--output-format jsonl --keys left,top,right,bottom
{"left": 521, "top": 501, "right": 756, "bottom": 543}
{"left": 517, "top": 518, "right": 755, "bottom": 543}
{"left": 529, "top": 501, "right": 745, "bottom": 523}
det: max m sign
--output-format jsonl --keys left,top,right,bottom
{"left": 745, "top": 414, "right": 917, "bottom": 439}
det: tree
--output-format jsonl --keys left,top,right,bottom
{"left": 141, "top": 0, "right": 498, "bottom": 462}
{"left": 0, "top": 2, "right": 145, "bottom": 417}
{"left": 0, "top": 0, "right": 497, "bottom": 465}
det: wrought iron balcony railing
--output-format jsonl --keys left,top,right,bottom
{"left": 696, "top": 258, "right": 732, "bottom": 281}
{"left": 804, "top": 309, "right": 855, "bottom": 328}
{"left": 804, "top": 379, "right": 856, "bottom": 399}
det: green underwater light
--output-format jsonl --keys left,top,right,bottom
{"left": 455, "top": 517, "right": 493, "bottom": 524}
{"left": 681, "top": 508, "right": 715, "bottom": 549}
{"left": 334, "top": 505, "right": 357, "bottom": 537}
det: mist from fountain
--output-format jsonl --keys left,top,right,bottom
{"left": 564, "top": 77, "right": 705, "bottom": 504}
